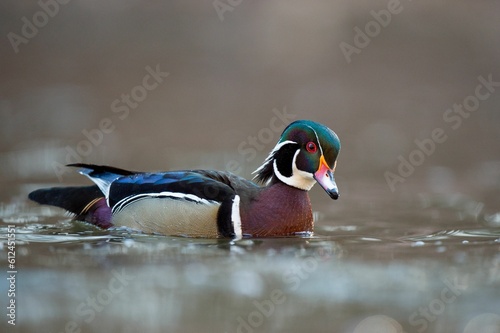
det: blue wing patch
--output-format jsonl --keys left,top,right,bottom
{"left": 107, "top": 171, "right": 235, "bottom": 208}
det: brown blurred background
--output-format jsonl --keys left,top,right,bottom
{"left": 1, "top": 0, "right": 499, "bottom": 207}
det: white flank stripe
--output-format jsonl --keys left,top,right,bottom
{"left": 231, "top": 195, "right": 242, "bottom": 240}
{"left": 112, "top": 191, "right": 218, "bottom": 214}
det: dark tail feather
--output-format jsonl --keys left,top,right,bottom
{"left": 30, "top": 161, "right": 136, "bottom": 213}
{"left": 29, "top": 164, "right": 135, "bottom": 229}
{"left": 28, "top": 185, "right": 102, "bottom": 215}
{"left": 28, "top": 185, "right": 113, "bottom": 229}
{"left": 38, "top": 163, "right": 134, "bottom": 215}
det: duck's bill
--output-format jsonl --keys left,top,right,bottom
{"left": 314, "top": 156, "right": 339, "bottom": 200}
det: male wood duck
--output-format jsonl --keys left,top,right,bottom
{"left": 29, "top": 120, "right": 340, "bottom": 239}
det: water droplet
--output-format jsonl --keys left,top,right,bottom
{"left": 463, "top": 313, "right": 500, "bottom": 333}
{"left": 353, "top": 315, "right": 403, "bottom": 333}
{"left": 361, "top": 237, "right": 381, "bottom": 242}
{"left": 485, "top": 213, "right": 500, "bottom": 225}
{"left": 230, "top": 270, "right": 263, "bottom": 297}
{"left": 436, "top": 246, "right": 447, "bottom": 253}
{"left": 123, "top": 239, "right": 135, "bottom": 248}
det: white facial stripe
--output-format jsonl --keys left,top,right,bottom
{"left": 231, "top": 195, "right": 242, "bottom": 240}
{"left": 305, "top": 125, "right": 324, "bottom": 156}
{"left": 273, "top": 150, "right": 316, "bottom": 191}
{"left": 252, "top": 140, "right": 297, "bottom": 176}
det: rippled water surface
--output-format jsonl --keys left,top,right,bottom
{"left": 1, "top": 183, "right": 499, "bottom": 333}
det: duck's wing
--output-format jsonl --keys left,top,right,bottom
{"left": 69, "top": 165, "right": 236, "bottom": 208}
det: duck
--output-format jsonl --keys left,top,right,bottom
{"left": 28, "top": 120, "right": 341, "bottom": 239}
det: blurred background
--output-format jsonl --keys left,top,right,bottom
{"left": 1, "top": 0, "right": 499, "bottom": 200}
{"left": 1, "top": 1, "right": 500, "bottom": 332}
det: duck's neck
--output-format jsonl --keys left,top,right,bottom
{"left": 241, "top": 180, "right": 313, "bottom": 237}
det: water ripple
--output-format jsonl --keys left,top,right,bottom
{"left": 405, "top": 229, "right": 500, "bottom": 243}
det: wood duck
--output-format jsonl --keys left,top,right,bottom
{"left": 29, "top": 120, "right": 341, "bottom": 239}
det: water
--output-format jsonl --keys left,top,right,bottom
{"left": 1, "top": 183, "right": 499, "bottom": 333}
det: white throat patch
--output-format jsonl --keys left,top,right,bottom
{"left": 273, "top": 150, "right": 316, "bottom": 191}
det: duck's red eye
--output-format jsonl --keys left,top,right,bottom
{"left": 306, "top": 141, "right": 317, "bottom": 153}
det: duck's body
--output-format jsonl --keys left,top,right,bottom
{"left": 29, "top": 120, "right": 341, "bottom": 239}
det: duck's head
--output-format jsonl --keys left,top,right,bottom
{"left": 253, "top": 120, "right": 341, "bottom": 199}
